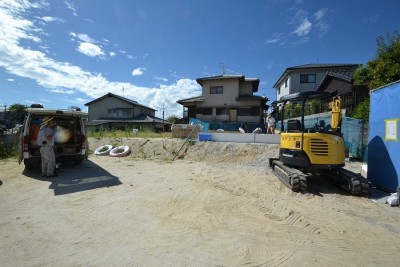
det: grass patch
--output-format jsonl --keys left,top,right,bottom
{"left": 88, "top": 128, "right": 172, "bottom": 139}
{"left": 0, "top": 140, "right": 17, "bottom": 159}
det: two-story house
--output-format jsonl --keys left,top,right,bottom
{"left": 85, "top": 92, "right": 168, "bottom": 132}
{"left": 177, "top": 75, "right": 268, "bottom": 128}
{"left": 273, "top": 64, "right": 359, "bottom": 101}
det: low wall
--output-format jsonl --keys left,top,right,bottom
{"left": 207, "top": 133, "right": 280, "bottom": 144}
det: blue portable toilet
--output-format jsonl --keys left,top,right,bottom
{"left": 368, "top": 80, "right": 400, "bottom": 192}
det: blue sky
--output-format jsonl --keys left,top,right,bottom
{"left": 1, "top": 0, "right": 399, "bottom": 118}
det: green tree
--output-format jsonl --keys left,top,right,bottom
{"left": 352, "top": 31, "right": 400, "bottom": 122}
{"left": 354, "top": 31, "right": 400, "bottom": 88}
{"left": 351, "top": 98, "right": 370, "bottom": 121}
{"left": 166, "top": 115, "right": 179, "bottom": 124}
{"left": 8, "top": 103, "right": 27, "bottom": 125}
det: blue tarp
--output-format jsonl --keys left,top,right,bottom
{"left": 189, "top": 118, "right": 209, "bottom": 132}
{"left": 368, "top": 80, "right": 400, "bottom": 192}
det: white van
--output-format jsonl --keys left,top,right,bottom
{"left": 18, "top": 108, "right": 88, "bottom": 169}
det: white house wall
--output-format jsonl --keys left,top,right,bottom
{"left": 277, "top": 70, "right": 332, "bottom": 100}
{"left": 277, "top": 78, "right": 290, "bottom": 101}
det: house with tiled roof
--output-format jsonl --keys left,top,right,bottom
{"left": 316, "top": 70, "right": 369, "bottom": 114}
{"left": 177, "top": 75, "right": 268, "bottom": 129}
{"left": 85, "top": 92, "right": 169, "bottom": 132}
{"left": 273, "top": 64, "right": 360, "bottom": 101}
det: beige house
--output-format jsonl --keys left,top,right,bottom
{"left": 273, "top": 64, "right": 359, "bottom": 100}
{"left": 85, "top": 92, "right": 168, "bottom": 132}
{"left": 177, "top": 75, "right": 268, "bottom": 128}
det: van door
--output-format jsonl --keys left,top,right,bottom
{"left": 18, "top": 116, "right": 27, "bottom": 164}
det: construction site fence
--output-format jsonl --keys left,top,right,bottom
{"left": 189, "top": 118, "right": 265, "bottom": 133}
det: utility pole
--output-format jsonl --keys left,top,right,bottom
{"left": 162, "top": 103, "right": 165, "bottom": 132}
{"left": 4, "top": 104, "right": 7, "bottom": 129}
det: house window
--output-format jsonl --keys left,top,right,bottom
{"left": 216, "top": 108, "right": 229, "bottom": 115}
{"left": 107, "top": 108, "right": 133, "bottom": 117}
{"left": 238, "top": 107, "right": 260, "bottom": 116}
{"left": 203, "top": 108, "right": 212, "bottom": 115}
{"left": 210, "top": 86, "right": 223, "bottom": 94}
{"left": 300, "top": 74, "right": 316, "bottom": 83}
{"left": 196, "top": 108, "right": 212, "bottom": 115}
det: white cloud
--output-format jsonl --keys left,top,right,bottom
{"left": 0, "top": 1, "right": 200, "bottom": 117}
{"left": 109, "top": 51, "right": 116, "bottom": 57}
{"left": 46, "top": 88, "right": 75, "bottom": 94}
{"left": 40, "top": 16, "right": 63, "bottom": 23}
{"left": 266, "top": 33, "right": 285, "bottom": 45}
{"left": 7, "top": 78, "right": 14, "bottom": 81}
{"left": 69, "top": 32, "right": 95, "bottom": 43}
{"left": 77, "top": 42, "right": 105, "bottom": 57}
{"left": 132, "top": 67, "right": 146, "bottom": 76}
{"left": 266, "top": 38, "right": 280, "bottom": 44}
{"left": 313, "top": 8, "right": 330, "bottom": 37}
{"left": 75, "top": 97, "right": 89, "bottom": 103}
{"left": 64, "top": 0, "right": 77, "bottom": 16}
{"left": 315, "top": 20, "right": 330, "bottom": 37}
{"left": 292, "top": 18, "right": 312, "bottom": 36}
{"left": 155, "top": 76, "right": 168, "bottom": 82}
{"left": 313, "top": 8, "right": 327, "bottom": 21}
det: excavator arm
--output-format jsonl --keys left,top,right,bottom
{"left": 330, "top": 96, "right": 342, "bottom": 132}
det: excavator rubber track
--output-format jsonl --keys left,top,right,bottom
{"left": 269, "top": 159, "right": 308, "bottom": 193}
{"left": 323, "top": 168, "right": 369, "bottom": 195}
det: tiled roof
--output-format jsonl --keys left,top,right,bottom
{"left": 86, "top": 114, "right": 168, "bottom": 126}
{"left": 273, "top": 63, "right": 359, "bottom": 88}
{"left": 316, "top": 70, "right": 354, "bottom": 91}
{"left": 287, "top": 64, "right": 359, "bottom": 70}
{"left": 236, "top": 94, "right": 268, "bottom": 102}
{"left": 196, "top": 75, "right": 260, "bottom": 91}
{"left": 84, "top": 92, "right": 156, "bottom": 111}
{"left": 176, "top": 96, "right": 204, "bottom": 104}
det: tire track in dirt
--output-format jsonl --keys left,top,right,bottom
{"left": 205, "top": 175, "right": 322, "bottom": 236}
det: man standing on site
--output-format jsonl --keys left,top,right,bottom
{"left": 267, "top": 114, "right": 276, "bottom": 134}
{"left": 37, "top": 116, "right": 57, "bottom": 178}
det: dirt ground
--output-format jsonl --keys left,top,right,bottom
{"left": 1, "top": 137, "right": 399, "bottom": 266}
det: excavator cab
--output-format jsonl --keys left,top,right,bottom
{"left": 269, "top": 91, "right": 368, "bottom": 195}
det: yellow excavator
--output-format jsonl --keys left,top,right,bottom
{"left": 269, "top": 91, "right": 369, "bottom": 195}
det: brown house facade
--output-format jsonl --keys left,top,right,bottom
{"left": 316, "top": 71, "right": 369, "bottom": 114}
{"left": 177, "top": 75, "right": 268, "bottom": 127}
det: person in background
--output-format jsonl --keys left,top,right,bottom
{"left": 267, "top": 114, "right": 276, "bottom": 134}
{"left": 239, "top": 122, "right": 248, "bottom": 133}
{"left": 37, "top": 116, "right": 57, "bottom": 178}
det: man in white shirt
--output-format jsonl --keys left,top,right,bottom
{"left": 37, "top": 116, "right": 57, "bottom": 177}
{"left": 267, "top": 114, "right": 276, "bottom": 134}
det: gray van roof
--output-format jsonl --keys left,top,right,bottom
{"left": 26, "top": 108, "right": 87, "bottom": 117}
